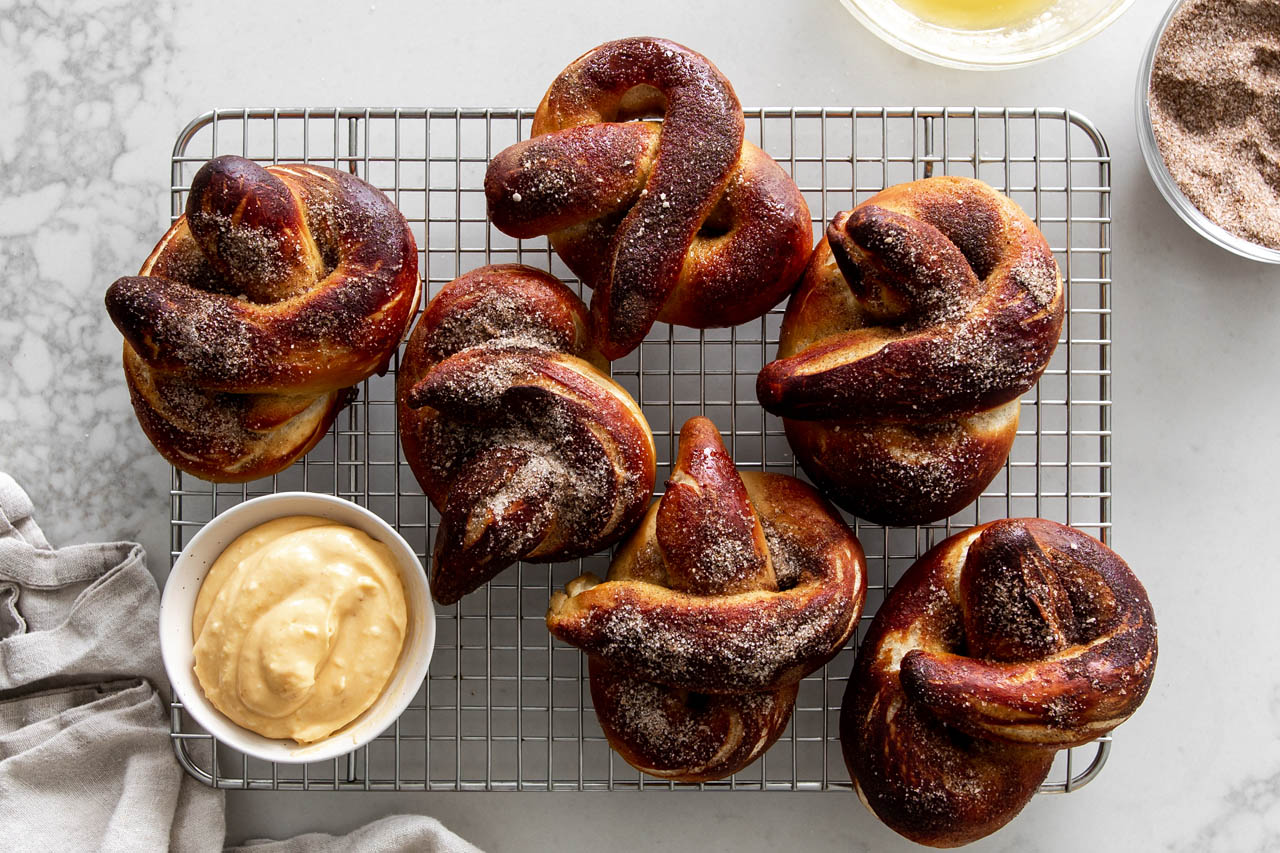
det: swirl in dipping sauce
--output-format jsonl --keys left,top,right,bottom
{"left": 192, "top": 516, "right": 408, "bottom": 743}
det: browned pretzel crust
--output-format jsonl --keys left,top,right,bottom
{"left": 841, "top": 519, "right": 1157, "bottom": 848}
{"left": 547, "top": 474, "right": 866, "bottom": 692}
{"left": 397, "top": 265, "right": 656, "bottom": 605}
{"left": 486, "top": 37, "right": 812, "bottom": 359}
{"left": 104, "top": 155, "right": 420, "bottom": 482}
{"left": 756, "top": 176, "right": 1063, "bottom": 525}
{"left": 547, "top": 417, "right": 864, "bottom": 781}
{"left": 587, "top": 658, "right": 798, "bottom": 783}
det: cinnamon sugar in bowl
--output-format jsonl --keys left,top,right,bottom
{"left": 1137, "top": 0, "right": 1280, "bottom": 263}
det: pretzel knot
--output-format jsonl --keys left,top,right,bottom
{"left": 397, "top": 265, "right": 656, "bottom": 605}
{"left": 756, "top": 176, "right": 1064, "bottom": 525}
{"left": 841, "top": 519, "right": 1157, "bottom": 847}
{"left": 485, "top": 36, "right": 813, "bottom": 359}
{"left": 104, "top": 155, "right": 420, "bottom": 482}
{"left": 548, "top": 417, "right": 865, "bottom": 781}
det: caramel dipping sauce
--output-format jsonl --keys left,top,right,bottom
{"left": 192, "top": 516, "right": 408, "bottom": 744}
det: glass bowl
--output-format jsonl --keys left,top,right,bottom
{"left": 1135, "top": 0, "right": 1280, "bottom": 264}
{"left": 838, "top": 0, "right": 1134, "bottom": 69}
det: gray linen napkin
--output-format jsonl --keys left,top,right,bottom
{"left": 228, "top": 815, "right": 484, "bottom": 852}
{"left": 0, "top": 472, "right": 226, "bottom": 852}
{"left": 0, "top": 472, "right": 482, "bottom": 853}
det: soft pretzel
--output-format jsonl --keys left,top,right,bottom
{"left": 756, "top": 176, "right": 1063, "bottom": 525}
{"left": 485, "top": 37, "right": 812, "bottom": 359}
{"left": 397, "top": 265, "right": 656, "bottom": 605}
{"left": 548, "top": 417, "right": 865, "bottom": 781}
{"left": 841, "top": 519, "right": 1157, "bottom": 847}
{"left": 104, "top": 155, "right": 420, "bottom": 482}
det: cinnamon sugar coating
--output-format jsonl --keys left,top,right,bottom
{"left": 757, "top": 176, "right": 1063, "bottom": 525}
{"left": 486, "top": 37, "right": 812, "bottom": 359}
{"left": 397, "top": 265, "right": 656, "bottom": 605}
{"left": 588, "top": 658, "right": 798, "bottom": 783}
{"left": 547, "top": 417, "right": 866, "bottom": 782}
{"left": 104, "top": 155, "right": 419, "bottom": 482}
{"left": 841, "top": 519, "right": 1157, "bottom": 848}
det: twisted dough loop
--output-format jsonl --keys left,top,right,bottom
{"left": 586, "top": 657, "right": 799, "bottom": 783}
{"left": 104, "top": 155, "right": 420, "bottom": 482}
{"left": 486, "top": 37, "right": 812, "bottom": 359}
{"left": 397, "top": 265, "right": 656, "bottom": 605}
{"left": 841, "top": 519, "right": 1157, "bottom": 848}
{"left": 757, "top": 176, "right": 1063, "bottom": 525}
{"left": 549, "top": 417, "right": 864, "bottom": 781}
{"left": 546, "top": 418, "right": 866, "bottom": 693}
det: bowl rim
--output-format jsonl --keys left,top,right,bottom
{"left": 1134, "top": 0, "right": 1280, "bottom": 264}
{"left": 159, "top": 491, "right": 435, "bottom": 765}
{"left": 837, "top": 0, "right": 1136, "bottom": 70}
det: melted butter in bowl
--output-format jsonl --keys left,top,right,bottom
{"left": 191, "top": 516, "right": 408, "bottom": 744}
{"left": 891, "top": 0, "right": 1054, "bottom": 30}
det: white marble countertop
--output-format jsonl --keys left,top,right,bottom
{"left": 3, "top": 0, "right": 1277, "bottom": 850}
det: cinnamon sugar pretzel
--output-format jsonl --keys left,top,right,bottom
{"left": 486, "top": 37, "right": 812, "bottom": 359}
{"left": 397, "top": 265, "right": 655, "bottom": 605}
{"left": 757, "top": 176, "right": 1063, "bottom": 525}
{"left": 548, "top": 417, "right": 865, "bottom": 781}
{"left": 841, "top": 519, "right": 1157, "bottom": 847}
{"left": 105, "top": 155, "right": 420, "bottom": 482}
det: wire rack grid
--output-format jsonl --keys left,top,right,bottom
{"left": 167, "top": 106, "right": 1113, "bottom": 792}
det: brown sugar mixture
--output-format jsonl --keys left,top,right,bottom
{"left": 1148, "top": 0, "right": 1280, "bottom": 250}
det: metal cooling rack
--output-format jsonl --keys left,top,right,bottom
{"left": 168, "top": 106, "right": 1113, "bottom": 792}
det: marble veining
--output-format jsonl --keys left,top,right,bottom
{"left": 0, "top": 0, "right": 180, "bottom": 569}
{"left": 2, "top": 1, "right": 1280, "bottom": 850}
{"left": 1176, "top": 768, "right": 1280, "bottom": 852}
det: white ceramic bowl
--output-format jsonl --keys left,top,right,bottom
{"left": 160, "top": 492, "right": 434, "bottom": 764}
{"left": 838, "top": 0, "right": 1134, "bottom": 70}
